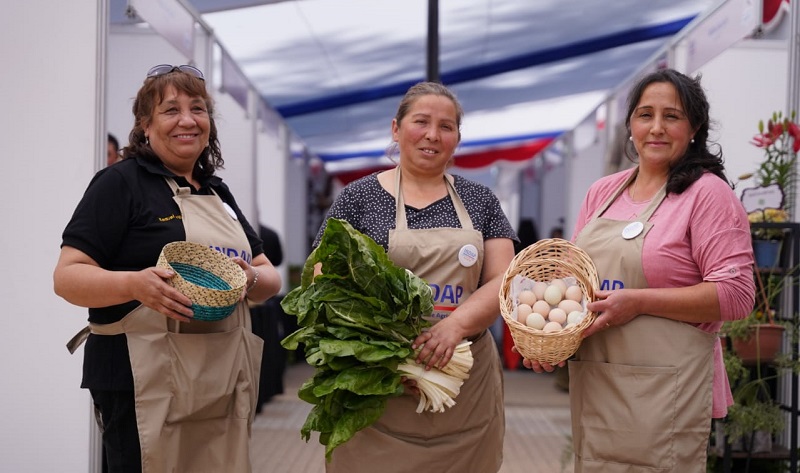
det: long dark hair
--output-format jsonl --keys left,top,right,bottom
{"left": 122, "top": 70, "right": 223, "bottom": 180}
{"left": 624, "top": 69, "right": 730, "bottom": 193}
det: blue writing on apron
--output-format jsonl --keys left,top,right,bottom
{"left": 599, "top": 279, "right": 624, "bottom": 290}
{"left": 429, "top": 284, "right": 463, "bottom": 304}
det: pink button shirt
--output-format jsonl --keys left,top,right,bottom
{"left": 572, "top": 168, "right": 756, "bottom": 417}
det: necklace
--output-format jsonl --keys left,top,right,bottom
{"left": 630, "top": 177, "right": 639, "bottom": 201}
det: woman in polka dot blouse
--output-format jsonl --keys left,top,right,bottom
{"left": 317, "top": 82, "right": 518, "bottom": 473}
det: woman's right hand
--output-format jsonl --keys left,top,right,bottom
{"left": 54, "top": 246, "right": 192, "bottom": 322}
{"left": 132, "top": 267, "right": 194, "bottom": 322}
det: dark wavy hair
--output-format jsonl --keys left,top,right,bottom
{"left": 623, "top": 68, "right": 730, "bottom": 194}
{"left": 121, "top": 69, "right": 223, "bottom": 180}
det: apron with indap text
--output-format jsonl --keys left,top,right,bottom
{"left": 68, "top": 177, "right": 263, "bottom": 473}
{"left": 326, "top": 168, "right": 505, "bottom": 473}
{"left": 570, "top": 172, "right": 716, "bottom": 472}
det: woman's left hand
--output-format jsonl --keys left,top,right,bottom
{"left": 411, "top": 316, "right": 467, "bottom": 370}
{"left": 581, "top": 288, "right": 640, "bottom": 338}
{"left": 232, "top": 257, "right": 257, "bottom": 301}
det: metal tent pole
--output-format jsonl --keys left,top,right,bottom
{"left": 789, "top": 2, "right": 800, "bottom": 222}
{"left": 786, "top": 5, "right": 800, "bottom": 470}
{"left": 427, "top": 0, "right": 439, "bottom": 82}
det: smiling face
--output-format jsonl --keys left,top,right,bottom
{"left": 392, "top": 94, "right": 460, "bottom": 175}
{"left": 629, "top": 82, "right": 695, "bottom": 169}
{"left": 144, "top": 85, "right": 210, "bottom": 175}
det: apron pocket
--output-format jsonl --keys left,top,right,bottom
{"left": 570, "top": 360, "right": 678, "bottom": 470}
{"left": 165, "top": 329, "right": 262, "bottom": 423}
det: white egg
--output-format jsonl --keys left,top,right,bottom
{"left": 558, "top": 299, "right": 583, "bottom": 315}
{"left": 564, "top": 322, "right": 577, "bottom": 330}
{"left": 532, "top": 300, "right": 551, "bottom": 316}
{"left": 565, "top": 285, "right": 584, "bottom": 302}
{"left": 567, "top": 310, "right": 584, "bottom": 325}
{"left": 543, "top": 321, "right": 563, "bottom": 333}
{"left": 543, "top": 284, "right": 563, "bottom": 306}
{"left": 548, "top": 308, "right": 567, "bottom": 325}
{"left": 517, "top": 290, "right": 537, "bottom": 306}
{"left": 517, "top": 303, "right": 533, "bottom": 323}
{"left": 526, "top": 312, "right": 547, "bottom": 330}
{"left": 532, "top": 281, "right": 549, "bottom": 299}
{"left": 550, "top": 278, "right": 567, "bottom": 293}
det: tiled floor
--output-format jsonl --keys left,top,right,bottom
{"left": 250, "top": 362, "right": 573, "bottom": 472}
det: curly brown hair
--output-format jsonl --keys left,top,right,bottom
{"left": 122, "top": 69, "right": 223, "bottom": 180}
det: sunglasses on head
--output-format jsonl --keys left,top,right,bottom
{"left": 146, "top": 64, "right": 205, "bottom": 81}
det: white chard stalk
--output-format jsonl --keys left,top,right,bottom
{"left": 397, "top": 340, "right": 474, "bottom": 413}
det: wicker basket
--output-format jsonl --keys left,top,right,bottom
{"left": 156, "top": 241, "right": 247, "bottom": 321}
{"left": 499, "top": 238, "right": 599, "bottom": 363}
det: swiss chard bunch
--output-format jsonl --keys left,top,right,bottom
{"left": 280, "top": 218, "right": 433, "bottom": 460}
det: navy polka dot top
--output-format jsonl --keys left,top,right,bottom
{"left": 313, "top": 172, "right": 518, "bottom": 250}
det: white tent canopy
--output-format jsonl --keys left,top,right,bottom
{"left": 114, "top": 0, "right": 719, "bottom": 173}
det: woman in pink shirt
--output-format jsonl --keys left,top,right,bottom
{"left": 524, "top": 69, "right": 755, "bottom": 471}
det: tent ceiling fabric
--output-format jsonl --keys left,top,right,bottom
{"left": 118, "top": 0, "right": 719, "bottom": 172}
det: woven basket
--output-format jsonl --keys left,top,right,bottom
{"left": 156, "top": 241, "right": 247, "bottom": 321}
{"left": 499, "top": 238, "right": 599, "bottom": 364}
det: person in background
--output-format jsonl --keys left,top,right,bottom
{"left": 314, "top": 81, "right": 517, "bottom": 472}
{"left": 54, "top": 64, "right": 281, "bottom": 473}
{"left": 251, "top": 224, "right": 287, "bottom": 413}
{"left": 514, "top": 217, "right": 539, "bottom": 254}
{"left": 107, "top": 133, "right": 121, "bottom": 167}
{"left": 522, "top": 68, "right": 755, "bottom": 471}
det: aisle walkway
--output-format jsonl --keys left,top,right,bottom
{"left": 250, "top": 362, "right": 573, "bottom": 472}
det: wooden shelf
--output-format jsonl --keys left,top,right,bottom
{"left": 710, "top": 445, "right": 791, "bottom": 460}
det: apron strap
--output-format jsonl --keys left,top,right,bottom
{"left": 66, "top": 320, "right": 131, "bottom": 354}
{"left": 66, "top": 326, "right": 91, "bottom": 354}
{"left": 590, "top": 169, "right": 667, "bottom": 223}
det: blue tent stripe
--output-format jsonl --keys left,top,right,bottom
{"left": 275, "top": 17, "right": 694, "bottom": 118}
{"left": 316, "top": 130, "right": 564, "bottom": 162}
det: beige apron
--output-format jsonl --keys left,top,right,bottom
{"left": 326, "top": 169, "right": 505, "bottom": 473}
{"left": 68, "top": 178, "right": 263, "bottom": 473}
{"left": 570, "top": 172, "right": 716, "bottom": 472}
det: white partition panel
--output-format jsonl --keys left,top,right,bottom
{"left": 1, "top": 1, "right": 102, "bottom": 471}
{"left": 693, "top": 39, "right": 788, "bottom": 194}
{"left": 214, "top": 90, "right": 257, "bottom": 223}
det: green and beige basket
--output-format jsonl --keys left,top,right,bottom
{"left": 156, "top": 241, "right": 247, "bottom": 321}
{"left": 499, "top": 238, "right": 599, "bottom": 364}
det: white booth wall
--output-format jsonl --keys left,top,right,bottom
{"left": 1, "top": 1, "right": 101, "bottom": 471}
{"left": 697, "top": 39, "right": 789, "bottom": 195}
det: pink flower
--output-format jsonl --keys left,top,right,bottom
{"left": 788, "top": 122, "right": 800, "bottom": 152}
{"left": 751, "top": 133, "right": 775, "bottom": 148}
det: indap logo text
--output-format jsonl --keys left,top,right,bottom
{"left": 429, "top": 284, "right": 464, "bottom": 305}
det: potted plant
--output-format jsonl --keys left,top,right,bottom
{"left": 720, "top": 347, "right": 785, "bottom": 457}
{"left": 749, "top": 208, "right": 789, "bottom": 268}
{"left": 740, "top": 111, "right": 799, "bottom": 269}
{"left": 724, "top": 266, "right": 788, "bottom": 364}
{"left": 749, "top": 110, "right": 800, "bottom": 213}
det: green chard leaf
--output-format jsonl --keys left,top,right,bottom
{"left": 279, "top": 218, "right": 433, "bottom": 460}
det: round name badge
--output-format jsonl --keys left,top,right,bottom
{"left": 458, "top": 244, "right": 478, "bottom": 267}
{"left": 222, "top": 202, "right": 238, "bottom": 220}
{"left": 621, "top": 221, "right": 644, "bottom": 240}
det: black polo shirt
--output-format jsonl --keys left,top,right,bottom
{"left": 61, "top": 156, "right": 264, "bottom": 390}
